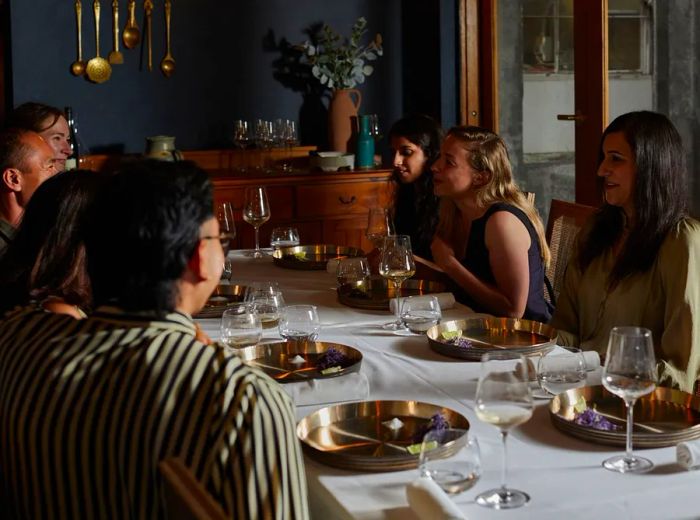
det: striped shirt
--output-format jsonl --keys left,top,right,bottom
{"left": 0, "top": 306, "right": 309, "bottom": 519}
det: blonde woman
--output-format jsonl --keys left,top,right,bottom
{"left": 430, "top": 126, "right": 551, "bottom": 321}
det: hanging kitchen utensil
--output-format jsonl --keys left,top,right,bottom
{"left": 144, "top": 0, "right": 153, "bottom": 71}
{"left": 70, "top": 0, "right": 86, "bottom": 76}
{"left": 107, "top": 0, "right": 123, "bottom": 64}
{"left": 160, "top": 0, "right": 175, "bottom": 77}
{"left": 122, "top": 0, "right": 139, "bottom": 49}
{"left": 85, "top": 0, "right": 112, "bottom": 83}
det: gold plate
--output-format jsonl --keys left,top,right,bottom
{"left": 337, "top": 277, "right": 446, "bottom": 310}
{"left": 426, "top": 317, "right": 557, "bottom": 361}
{"left": 195, "top": 284, "right": 247, "bottom": 318}
{"left": 297, "top": 400, "right": 470, "bottom": 471}
{"left": 235, "top": 341, "right": 362, "bottom": 383}
{"left": 272, "top": 244, "right": 364, "bottom": 270}
{"left": 549, "top": 385, "right": 700, "bottom": 448}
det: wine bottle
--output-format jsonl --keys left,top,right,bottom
{"left": 64, "top": 107, "right": 80, "bottom": 170}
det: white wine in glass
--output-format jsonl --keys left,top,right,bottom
{"left": 601, "top": 326, "right": 657, "bottom": 473}
{"left": 378, "top": 235, "right": 415, "bottom": 330}
{"left": 243, "top": 186, "right": 271, "bottom": 258}
{"left": 475, "top": 351, "right": 533, "bottom": 510}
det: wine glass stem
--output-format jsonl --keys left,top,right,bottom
{"left": 625, "top": 398, "right": 636, "bottom": 461}
{"left": 500, "top": 430, "right": 509, "bottom": 491}
{"left": 395, "top": 281, "right": 402, "bottom": 324}
{"left": 254, "top": 226, "right": 261, "bottom": 252}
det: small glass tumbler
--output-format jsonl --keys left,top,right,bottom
{"left": 279, "top": 305, "right": 320, "bottom": 343}
{"left": 220, "top": 303, "right": 262, "bottom": 349}
{"left": 336, "top": 257, "right": 371, "bottom": 287}
{"left": 400, "top": 295, "right": 441, "bottom": 333}
{"left": 249, "top": 291, "right": 286, "bottom": 329}
{"left": 419, "top": 429, "right": 481, "bottom": 495}
{"left": 270, "top": 227, "right": 300, "bottom": 249}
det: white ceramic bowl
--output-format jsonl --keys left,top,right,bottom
{"left": 310, "top": 152, "right": 355, "bottom": 172}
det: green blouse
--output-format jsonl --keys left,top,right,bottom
{"left": 551, "top": 218, "right": 700, "bottom": 393}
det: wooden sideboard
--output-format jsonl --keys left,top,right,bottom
{"left": 81, "top": 148, "right": 394, "bottom": 252}
{"left": 210, "top": 169, "right": 392, "bottom": 251}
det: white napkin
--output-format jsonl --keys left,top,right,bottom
{"left": 582, "top": 350, "right": 601, "bottom": 371}
{"left": 282, "top": 372, "right": 370, "bottom": 406}
{"left": 677, "top": 440, "right": 700, "bottom": 470}
{"left": 389, "top": 293, "right": 456, "bottom": 314}
{"left": 406, "top": 477, "right": 466, "bottom": 520}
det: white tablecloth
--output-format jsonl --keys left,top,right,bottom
{"left": 198, "top": 251, "right": 699, "bottom": 520}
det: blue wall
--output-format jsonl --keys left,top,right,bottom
{"left": 9, "top": 0, "right": 411, "bottom": 154}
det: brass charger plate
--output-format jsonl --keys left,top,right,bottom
{"left": 272, "top": 244, "right": 364, "bottom": 270}
{"left": 426, "top": 317, "right": 557, "bottom": 361}
{"left": 549, "top": 385, "right": 700, "bottom": 448}
{"left": 195, "top": 284, "right": 247, "bottom": 318}
{"left": 337, "top": 277, "right": 446, "bottom": 310}
{"left": 235, "top": 341, "right": 362, "bottom": 383}
{"left": 297, "top": 400, "right": 469, "bottom": 472}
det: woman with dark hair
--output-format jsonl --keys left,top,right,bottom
{"left": 431, "top": 126, "right": 551, "bottom": 321}
{"left": 388, "top": 114, "right": 442, "bottom": 259}
{"left": 6, "top": 102, "right": 72, "bottom": 171}
{"left": 551, "top": 111, "right": 700, "bottom": 392}
{"left": 0, "top": 170, "right": 102, "bottom": 318}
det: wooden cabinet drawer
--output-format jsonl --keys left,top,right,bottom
{"left": 215, "top": 186, "right": 293, "bottom": 219}
{"left": 296, "top": 182, "right": 380, "bottom": 217}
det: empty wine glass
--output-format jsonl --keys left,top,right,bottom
{"left": 270, "top": 226, "right": 300, "bottom": 249}
{"left": 215, "top": 202, "right": 236, "bottom": 280}
{"left": 368, "top": 114, "right": 382, "bottom": 143}
{"left": 475, "top": 352, "right": 533, "bottom": 509}
{"left": 366, "top": 208, "right": 395, "bottom": 249}
{"left": 220, "top": 303, "right": 262, "bottom": 349}
{"left": 379, "top": 235, "right": 415, "bottom": 330}
{"left": 537, "top": 346, "right": 587, "bottom": 397}
{"left": 243, "top": 186, "right": 271, "bottom": 258}
{"left": 336, "top": 257, "right": 371, "bottom": 287}
{"left": 601, "top": 326, "right": 657, "bottom": 473}
{"left": 233, "top": 120, "right": 251, "bottom": 173}
{"left": 278, "top": 305, "right": 320, "bottom": 343}
{"left": 419, "top": 429, "right": 481, "bottom": 495}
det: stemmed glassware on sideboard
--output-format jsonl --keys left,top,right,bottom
{"left": 242, "top": 186, "right": 271, "bottom": 258}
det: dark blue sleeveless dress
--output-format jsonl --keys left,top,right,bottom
{"left": 455, "top": 202, "right": 551, "bottom": 322}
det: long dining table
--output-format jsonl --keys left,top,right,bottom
{"left": 197, "top": 251, "right": 700, "bottom": 520}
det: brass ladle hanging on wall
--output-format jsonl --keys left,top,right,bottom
{"left": 85, "top": 0, "right": 112, "bottom": 83}
{"left": 108, "top": 0, "right": 124, "bottom": 64}
{"left": 160, "top": 0, "right": 175, "bottom": 77}
{"left": 122, "top": 0, "right": 140, "bottom": 49}
{"left": 70, "top": 0, "right": 86, "bottom": 76}
{"left": 144, "top": 0, "right": 154, "bottom": 71}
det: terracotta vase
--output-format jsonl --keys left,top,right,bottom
{"left": 328, "top": 88, "right": 362, "bottom": 152}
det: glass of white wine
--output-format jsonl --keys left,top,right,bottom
{"left": 243, "top": 186, "right": 271, "bottom": 258}
{"left": 378, "top": 235, "right": 415, "bottom": 330}
{"left": 366, "top": 208, "right": 395, "bottom": 249}
{"left": 220, "top": 303, "right": 262, "bottom": 349}
{"left": 419, "top": 428, "right": 481, "bottom": 495}
{"left": 475, "top": 351, "right": 533, "bottom": 509}
{"left": 601, "top": 326, "right": 657, "bottom": 473}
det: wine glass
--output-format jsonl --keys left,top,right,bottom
{"left": 215, "top": 202, "right": 236, "bottom": 280}
{"left": 278, "top": 305, "right": 320, "bottom": 343}
{"left": 243, "top": 186, "right": 271, "bottom": 258}
{"left": 368, "top": 114, "right": 382, "bottom": 143}
{"left": 336, "top": 257, "right": 371, "bottom": 287}
{"left": 232, "top": 120, "right": 251, "bottom": 172}
{"left": 378, "top": 235, "right": 415, "bottom": 330}
{"left": 220, "top": 303, "right": 262, "bottom": 349}
{"left": 474, "top": 351, "right": 534, "bottom": 509}
{"left": 601, "top": 326, "right": 657, "bottom": 473}
{"left": 366, "top": 208, "right": 395, "bottom": 249}
{"left": 270, "top": 226, "right": 300, "bottom": 249}
{"left": 536, "top": 346, "right": 587, "bottom": 397}
{"left": 419, "top": 429, "right": 481, "bottom": 495}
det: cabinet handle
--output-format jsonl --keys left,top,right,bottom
{"left": 338, "top": 195, "right": 356, "bottom": 205}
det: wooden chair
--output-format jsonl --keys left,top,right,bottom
{"left": 545, "top": 199, "right": 597, "bottom": 305}
{"left": 159, "top": 458, "right": 228, "bottom": 520}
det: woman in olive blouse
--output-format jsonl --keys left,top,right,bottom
{"left": 551, "top": 111, "right": 700, "bottom": 392}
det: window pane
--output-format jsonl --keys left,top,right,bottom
{"left": 609, "top": 18, "right": 642, "bottom": 71}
